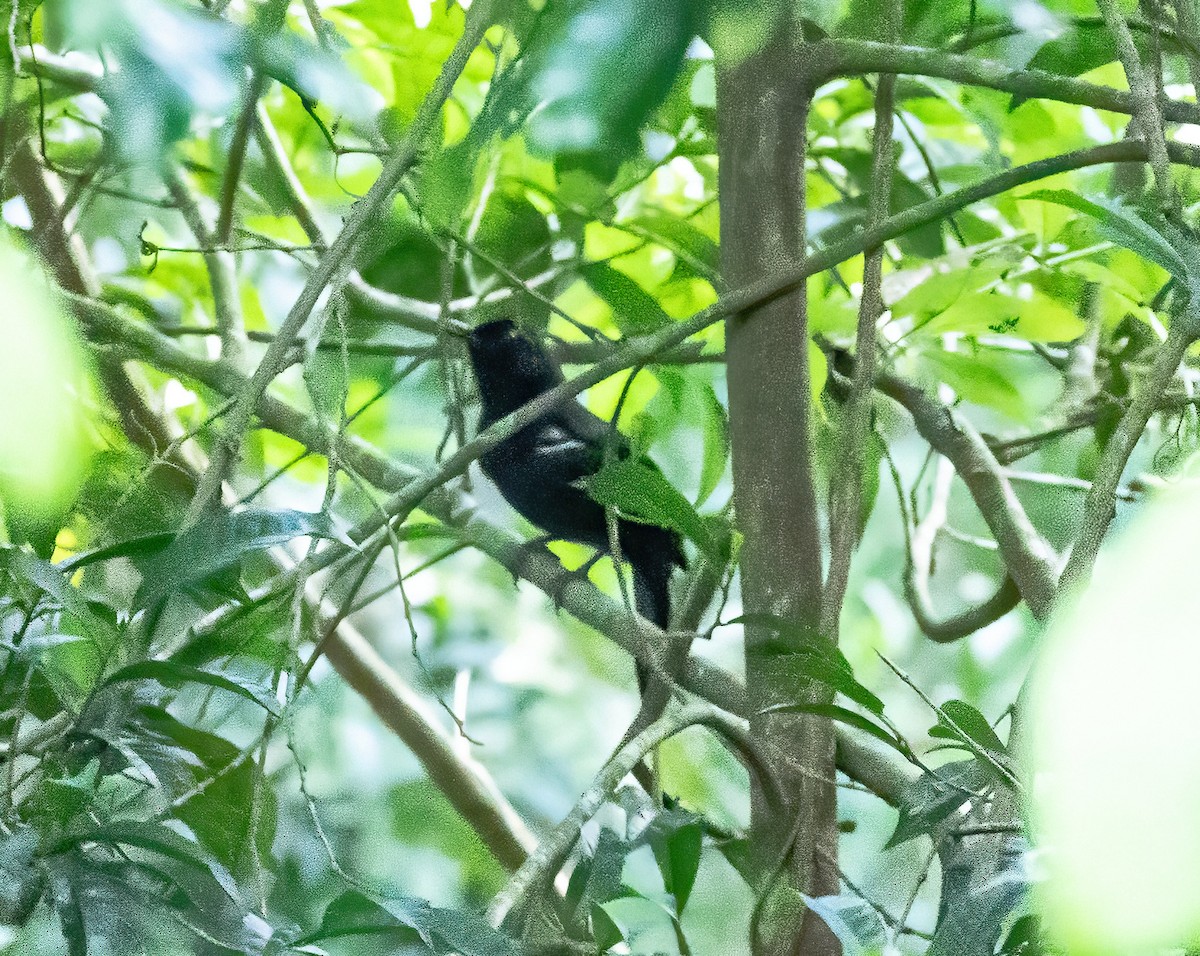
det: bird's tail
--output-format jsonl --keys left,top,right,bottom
{"left": 622, "top": 522, "right": 684, "bottom": 692}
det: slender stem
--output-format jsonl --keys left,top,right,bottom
{"left": 184, "top": 0, "right": 499, "bottom": 522}
{"left": 1060, "top": 320, "right": 1196, "bottom": 592}
{"left": 822, "top": 47, "right": 897, "bottom": 636}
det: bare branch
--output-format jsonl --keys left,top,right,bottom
{"left": 487, "top": 701, "right": 730, "bottom": 931}
{"left": 183, "top": 0, "right": 500, "bottom": 521}
{"left": 811, "top": 37, "right": 1200, "bottom": 127}
{"left": 900, "top": 457, "right": 1021, "bottom": 642}
{"left": 822, "top": 50, "right": 897, "bottom": 636}
{"left": 872, "top": 366, "right": 1059, "bottom": 618}
{"left": 1060, "top": 319, "right": 1197, "bottom": 591}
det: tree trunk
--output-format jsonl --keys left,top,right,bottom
{"left": 715, "top": 18, "right": 840, "bottom": 956}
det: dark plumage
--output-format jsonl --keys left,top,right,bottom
{"left": 465, "top": 318, "right": 684, "bottom": 655}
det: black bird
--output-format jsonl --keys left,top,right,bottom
{"left": 465, "top": 318, "right": 684, "bottom": 667}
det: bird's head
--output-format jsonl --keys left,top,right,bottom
{"left": 466, "top": 318, "right": 564, "bottom": 414}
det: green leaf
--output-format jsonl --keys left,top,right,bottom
{"left": 580, "top": 261, "right": 672, "bottom": 333}
{"left": 62, "top": 0, "right": 360, "bottom": 167}
{"left": 33, "top": 759, "right": 100, "bottom": 829}
{"left": 0, "top": 239, "right": 93, "bottom": 522}
{"left": 999, "top": 914, "right": 1041, "bottom": 954}
{"left": 136, "top": 706, "right": 276, "bottom": 881}
{"left": 923, "top": 350, "right": 1029, "bottom": 421}
{"left": 134, "top": 508, "right": 347, "bottom": 608}
{"left": 663, "top": 821, "right": 703, "bottom": 914}
{"left": 588, "top": 457, "right": 721, "bottom": 559}
{"left": 696, "top": 383, "right": 729, "bottom": 507}
{"left": 790, "top": 653, "right": 886, "bottom": 717}
{"left": 509, "top": 0, "right": 699, "bottom": 169}
{"left": 915, "top": 290, "right": 1086, "bottom": 342}
{"left": 886, "top": 759, "right": 991, "bottom": 849}
{"left": 58, "top": 821, "right": 240, "bottom": 901}
{"left": 727, "top": 613, "right": 885, "bottom": 715}
{"left": 101, "top": 660, "right": 280, "bottom": 715}
{"left": 761, "top": 701, "right": 899, "bottom": 750}
{"left": 574, "top": 827, "right": 628, "bottom": 912}
{"left": 937, "top": 700, "right": 1008, "bottom": 755}
{"left": 301, "top": 891, "right": 519, "bottom": 955}
{"left": 626, "top": 214, "right": 719, "bottom": 278}
{"left": 300, "top": 891, "right": 424, "bottom": 945}
{"left": 801, "top": 893, "right": 888, "bottom": 956}
{"left": 1020, "top": 25, "right": 1118, "bottom": 105}
{"left": 1020, "top": 190, "right": 1189, "bottom": 280}
{"left": 591, "top": 903, "right": 625, "bottom": 950}
{"left": 57, "top": 531, "right": 175, "bottom": 573}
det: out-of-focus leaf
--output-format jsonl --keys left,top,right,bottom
{"left": 696, "top": 383, "right": 729, "bottom": 507}
{"left": 627, "top": 214, "right": 719, "bottom": 278}
{"left": 913, "top": 290, "right": 1086, "bottom": 342}
{"left": 579, "top": 261, "right": 673, "bottom": 333}
{"left": 812, "top": 147, "right": 945, "bottom": 257}
{"left": 61, "top": 0, "right": 361, "bottom": 166}
{"left": 1018, "top": 25, "right": 1118, "bottom": 107}
{"left": 508, "top": 0, "right": 699, "bottom": 173}
{"left": 1032, "top": 486, "right": 1200, "bottom": 952}
{"left": 388, "top": 779, "right": 507, "bottom": 898}
{"left": 133, "top": 508, "right": 347, "bottom": 608}
{"left": 0, "top": 239, "right": 93, "bottom": 527}
{"left": 923, "top": 350, "right": 1029, "bottom": 421}
{"left": 801, "top": 893, "right": 888, "bottom": 956}
{"left": 886, "top": 759, "right": 992, "bottom": 849}
{"left": 101, "top": 660, "right": 280, "bottom": 715}
{"left": 1021, "top": 190, "right": 1188, "bottom": 280}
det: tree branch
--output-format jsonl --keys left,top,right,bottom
{"left": 183, "top": 0, "right": 499, "bottom": 521}
{"left": 486, "top": 701, "right": 729, "bottom": 932}
{"left": 872, "top": 366, "right": 1059, "bottom": 619}
{"left": 822, "top": 48, "right": 896, "bottom": 637}
{"left": 812, "top": 38, "right": 1200, "bottom": 127}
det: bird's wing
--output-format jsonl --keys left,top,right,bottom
{"left": 529, "top": 422, "right": 591, "bottom": 460}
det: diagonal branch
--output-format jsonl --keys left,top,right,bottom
{"left": 1059, "top": 319, "right": 1197, "bottom": 592}
{"left": 183, "top": 0, "right": 500, "bottom": 522}
{"left": 811, "top": 38, "right": 1200, "bottom": 127}
{"left": 486, "top": 700, "right": 742, "bottom": 932}
{"left": 74, "top": 292, "right": 912, "bottom": 804}
{"left": 871, "top": 366, "right": 1059, "bottom": 619}
{"left": 13, "top": 145, "right": 541, "bottom": 876}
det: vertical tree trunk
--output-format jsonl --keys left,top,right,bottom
{"left": 715, "top": 20, "right": 840, "bottom": 956}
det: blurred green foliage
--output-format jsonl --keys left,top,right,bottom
{"left": 0, "top": 0, "right": 1198, "bottom": 953}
